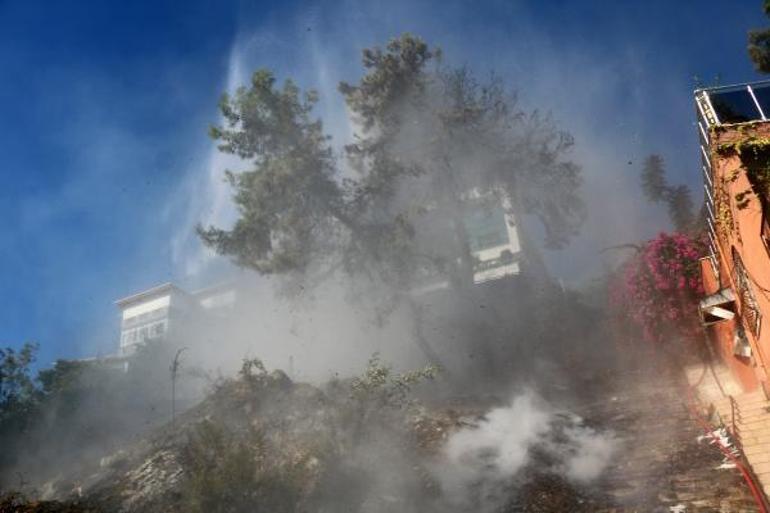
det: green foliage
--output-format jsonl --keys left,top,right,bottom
{"left": 198, "top": 69, "right": 345, "bottom": 276}
{"left": 37, "top": 359, "right": 87, "bottom": 396}
{"left": 339, "top": 34, "right": 437, "bottom": 132}
{"left": 640, "top": 155, "right": 696, "bottom": 232}
{"left": 640, "top": 154, "right": 667, "bottom": 202}
{"left": 736, "top": 144, "right": 770, "bottom": 210}
{"left": 0, "top": 340, "right": 199, "bottom": 488}
{"left": 0, "top": 343, "right": 41, "bottom": 481}
{"left": 234, "top": 358, "right": 279, "bottom": 394}
{"left": 239, "top": 357, "right": 268, "bottom": 382}
{"left": 178, "top": 354, "right": 437, "bottom": 513}
{"left": 667, "top": 185, "right": 696, "bottom": 232}
{"left": 717, "top": 136, "right": 770, "bottom": 211}
{"left": 715, "top": 131, "right": 770, "bottom": 156}
{"left": 736, "top": 189, "right": 753, "bottom": 210}
{"left": 180, "top": 419, "right": 303, "bottom": 513}
{"left": 350, "top": 353, "right": 438, "bottom": 410}
{"left": 0, "top": 342, "right": 39, "bottom": 415}
{"left": 341, "top": 34, "right": 586, "bottom": 257}
{"left": 181, "top": 410, "right": 324, "bottom": 513}
{"left": 749, "top": 1, "right": 770, "bottom": 73}
{"left": 198, "top": 33, "right": 585, "bottom": 294}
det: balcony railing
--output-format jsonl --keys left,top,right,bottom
{"left": 731, "top": 250, "right": 763, "bottom": 338}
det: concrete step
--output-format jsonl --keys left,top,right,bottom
{"left": 733, "top": 418, "right": 770, "bottom": 432}
{"left": 734, "top": 421, "right": 770, "bottom": 435}
{"left": 726, "top": 406, "right": 770, "bottom": 421}
{"left": 741, "top": 442, "right": 770, "bottom": 457}
{"left": 715, "top": 403, "right": 770, "bottom": 418}
{"left": 740, "top": 450, "right": 770, "bottom": 464}
{"left": 714, "top": 390, "right": 768, "bottom": 408}
{"left": 748, "top": 460, "right": 770, "bottom": 475}
{"left": 732, "top": 406, "right": 770, "bottom": 419}
{"left": 716, "top": 395, "right": 770, "bottom": 408}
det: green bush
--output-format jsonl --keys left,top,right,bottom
{"left": 180, "top": 420, "right": 302, "bottom": 513}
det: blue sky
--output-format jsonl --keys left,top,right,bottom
{"left": 0, "top": 0, "right": 766, "bottom": 365}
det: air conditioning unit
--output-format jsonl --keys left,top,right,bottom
{"left": 699, "top": 288, "right": 736, "bottom": 325}
{"left": 734, "top": 326, "right": 752, "bottom": 358}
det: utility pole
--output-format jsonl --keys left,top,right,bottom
{"left": 170, "top": 347, "right": 188, "bottom": 428}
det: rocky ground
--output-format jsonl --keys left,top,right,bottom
{"left": 1, "top": 348, "right": 763, "bottom": 513}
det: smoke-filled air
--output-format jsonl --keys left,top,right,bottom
{"left": 4, "top": 1, "right": 770, "bottom": 512}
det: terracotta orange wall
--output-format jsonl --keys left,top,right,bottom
{"left": 706, "top": 133, "right": 770, "bottom": 391}
{"left": 701, "top": 258, "right": 758, "bottom": 390}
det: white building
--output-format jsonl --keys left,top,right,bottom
{"left": 114, "top": 193, "right": 522, "bottom": 354}
{"left": 411, "top": 192, "right": 522, "bottom": 294}
{"left": 463, "top": 195, "right": 522, "bottom": 284}
{"left": 115, "top": 282, "right": 238, "bottom": 356}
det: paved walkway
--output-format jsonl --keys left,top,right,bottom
{"left": 690, "top": 362, "right": 770, "bottom": 505}
{"left": 686, "top": 365, "right": 770, "bottom": 508}
{"left": 581, "top": 360, "right": 760, "bottom": 512}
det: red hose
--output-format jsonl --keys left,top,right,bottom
{"left": 684, "top": 385, "right": 769, "bottom": 513}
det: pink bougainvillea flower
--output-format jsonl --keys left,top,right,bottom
{"left": 609, "top": 232, "right": 707, "bottom": 345}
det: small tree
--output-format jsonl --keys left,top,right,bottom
{"left": 180, "top": 420, "right": 303, "bottom": 513}
{"left": 749, "top": 1, "right": 770, "bottom": 73}
{"left": 0, "top": 343, "right": 40, "bottom": 486}
{"left": 640, "top": 154, "right": 697, "bottom": 233}
{"left": 0, "top": 342, "right": 38, "bottom": 415}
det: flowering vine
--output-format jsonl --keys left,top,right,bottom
{"left": 610, "top": 232, "right": 706, "bottom": 345}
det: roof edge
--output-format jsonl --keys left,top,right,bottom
{"left": 694, "top": 78, "right": 770, "bottom": 94}
{"left": 115, "top": 282, "right": 186, "bottom": 307}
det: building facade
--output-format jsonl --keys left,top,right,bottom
{"left": 114, "top": 195, "right": 523, "bottom": 356}
{"left": 696, "top": 80, "right": 770, "bottom": 392}
{"left": 463, "top": 194, "right": 522, "bottom": 284}
{"left": 410, "top": 192, "right": 524, "bottom": 295}
{"left": 115, "top": 282, "right": 238, "bottom": 356}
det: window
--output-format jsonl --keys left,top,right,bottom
{"left": 732, "top": 248, "right": 762, "bottom": 337}
{"left": 123, "top": 306, "right": 168, "bottom": 327}
{"left": 734, "top": 325, "right": 752, "bottom": 358}
{"left": 121, "top": 329, "right": 138, "bottom": 345}
{"left": 463, "top": 203, "right": 509, "bottom": 251}
{"left": 152, "top": 322, "right": 165, "bottom": 337}
{"left": 699, "top": 288, "right": 736, "bottom": 325}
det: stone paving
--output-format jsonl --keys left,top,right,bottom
{"left": 686, "top": 358, "right": 770, "bottom": 510}
{"left": 690, "top": 361, "right": 770, "bottom": 506}
{"left": 577, "top": 358, "right": 761, "bottom": 512}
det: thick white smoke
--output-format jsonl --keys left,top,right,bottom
{"left": 436, "top": 391, "right": 617, "bottom": 510}
{"left": 560, "top": 418, "right": 618, "bottom": 483}
{"left": 444, "top": 393, "right": 551, "bottom": 478}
